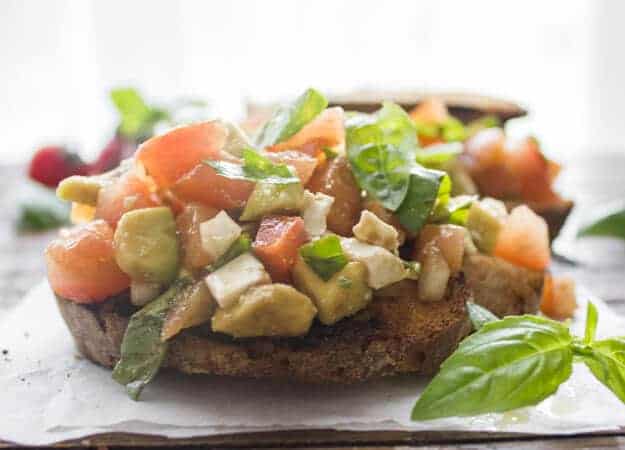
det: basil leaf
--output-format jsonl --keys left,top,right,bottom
{"left": 578, "top": 207, "right": 625, "bottom": 240}
{"left": 411, "top": 315, "right": 574, "bottom": 420}
{"left": 346, "top": 102, "right": 418, "bottom": 211}
{"left": 111, "top": 88, "right": 169, "bottom": 140}
{"left": 584, "top": 301, "right": 598, "bottom": 344}
{"left": 396, "top": 167, "right": 448, "bottom": 233}
{"left": 348, "top": 142, "right": 411, "bottom": 211}
{"left": 466, "top": 301, "right": 499, "bottom": 331}
{"left": 206, "top": 233, "right": 251, "bottom": 273}
{"left": 17, "top": 201, "right": 69, "bottom": 232}
{"left": 582, "top": 337, "right": 625, "bottom": 404}
{"left": 112, "top": 278, "right": 190, "bottom": 400}
{"left": 256, "top": 88, "right": 328, "bottom": 148}
{"left": 431, "top": 195, "right": 477, "bottom": 225}
{"left": 415, "top": 142, "right": 463, "bottom": 168}
{"left": 205, "top": 149, "right": 299, "bottom": 185}
{"left": 299, "top": 235, "right": 348, "bottom": 281}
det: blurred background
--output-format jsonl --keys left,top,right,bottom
{"left": 2, "top": 0, "right": 625, "bottom": 164}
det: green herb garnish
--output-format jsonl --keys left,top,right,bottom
{"left": 466, "top": 301, "right": 498, "bottom": 331}
{"left": 205, "top": 149, "right": 299, "bottom": 185}
{"left": 396, "top": 166, "right": 449, "bottom": 233}
{"left": 17, "top": 202, "right": 69, "bottom": 232}
{"left": 256, "top": 88, "right": 328, "bottom": 148}
{"left": 110, "top": 88, "right": 169, "bottom": 141}
{"left": 578, "top": 206, "right": 625, "bottom": 240}
{"left": 299, "top": 235, "right": 348, "bottom": 281}
{"left": 415, "top": 142, "right": 463, "bottom": 168}
{"left": 412, "top": 302, "right": 625, "bottom": 420}
{"left": 112, "top": 277, "right": 192, "bottom": 400}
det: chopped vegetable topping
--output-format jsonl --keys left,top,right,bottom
{"left": 205, "top": 149, "right": 300, "bottom": 185}
{"left": 299, "top": 234, "right": 348, "bottom": 281}
{"left": 256, "top": 88, "right": 328, "bottom": 148}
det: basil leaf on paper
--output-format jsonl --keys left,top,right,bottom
{"left": 411, "top": 316, "right": 574, "bottom": 420}
{"left": 256, "top": 88, "right": 328, "bottom": 148}
{"left": 466, "top": 301, "right": 499, "bottom": 331}
{"left": 205, "top": 149, "right": 299, "bottom": 185}
{"left": 582, "top": 337, "right": 625, "bottom": 403}
{"left": 578, "top": 206, "right": 625, "bottom": 240}
{"left": 112, "top": 277, "right": 191, "bottom": 400}
{"left": 299, "top": 234, "right": 348, "bottom": 281}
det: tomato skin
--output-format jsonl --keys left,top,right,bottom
{"left": 264, "top": 151, "right": 317, "bottom": 184}
{"left": 253, "top": 215, "right": 308, "bottom": 283}
{"left": 507, "top": 137, "right": 562, "bottom": 207}
{"left": 95, "top": 171, "right": 161, "bottom": 227}
{"left": 493, "top": 205, "right": 551, "bottom": 271}
{"left": 45, "top": 220, "right": 130, "bottom": 303}
{"left": 136, "top": 121, "right": 228, "bottom": 188}
{"left": 540, "top": 274, "right": 577, "bottom": 320}
{"left": 267, "top": 107, "right": 345, "bottom": 156}
{"left": 176, "top": 203, "right": 219, "bottom": 270}
{"left": 409, "top": 98, "right": 450, "bottom": 124}
{"left": 307, "top": 156, "right": 362, "bottom": 236}
{"left": 170, "top": 164, "right": 254, "bottom": 210}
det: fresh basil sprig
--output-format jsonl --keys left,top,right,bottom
{"left": 466, "top": 301, "right": 498, "bottom": 330}
{"left": 415, "top": 142, "right": 463, "bottom": 168}
{"left": 111, "top": 88, "right": 170, "bottom": 141}
{"left": 346, "top": 102, "right": 448, "bottom": 233}
{"left": 299, "top": 234, "right": 348, "bottom": 281}
{"left": 113, "top": 276, "right": 192, "bottom": 400}
{"left": 578, "top": 206, "right": 625, "bottom": 241}
{"left": 412, "top": 302, "right": 625, "bottom": 420}
{"left": 256, "top": 88, "right": 328, "bottom": 148}
{"left": 205, "top": 149, "right": 299, "bottom": 185}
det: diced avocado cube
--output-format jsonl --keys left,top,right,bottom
{"left": 239, "top": 182, "right": 304, "bottom": 221}
{"left": 162, "top": 281, "right": 216, "bottom": 340}
{"left": 56, "top": 176, "right": 102, "bottom": 206}
{"left": 292, "top": 255, "right": 372, "bottom": 325}
{"left": 211, "top": 283, "right": 317, "bottom": 338}
{"left": 465, "top": 198, "right": 507, "bottom": 253}
{"left": 114, "top": 207, "right": 180, "bottom": 284}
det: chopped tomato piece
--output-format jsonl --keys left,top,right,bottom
{"left": 541, "top": 274, "right": 577, "bottom": 320}
{"left": 409, "top": 97, "right": 450, "bottom": 124}
{"left": 414, "top": 224, "right": 466, "bottom": 272}
{"left": 95, "top": 171, "right": 161, "bottom": 226}
{"left": 253, "top": 215, "right": 308, "bottom": 282}
{"left": 493, "top": 205, "right": 551, "bottom": 271}
{"left": 45, "top": 220, "right": 130, "bottom": 303}
{"left": 264, "top": 150, "right": 317, "bottom": 184}
{"left": 170, "top": 163, "right": 254, "bottom": 210}
{"left": 507, "top": 137, "right": 562, "bottom": 206}
{"left": 307, "top": 156, "right": 362, "bottom": 236}
{"left": 176, "top": 203, "right": 219, "bottom": 270}
{"left": 136, "top": 121, "right": 230, "bottom": 188}
{"left": 267, "top": 107, "right": 345, "bottom": 156}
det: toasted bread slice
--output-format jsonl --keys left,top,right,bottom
{"left": 56, "top": 255, "right": 542, "bottom": 383}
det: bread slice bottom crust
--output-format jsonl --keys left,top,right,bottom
{"left": 56, "top": 254, "right": 543, "bottom": 383}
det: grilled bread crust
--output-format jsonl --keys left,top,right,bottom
{"left": 56, "top": 254, "right": 543, "bottom": 383}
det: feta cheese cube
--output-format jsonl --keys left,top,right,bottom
{"left": 352, "top": 210, "right": 400, "bottom": 252}
{"left": 204, "top": 253, "right": 271, "bottom": 309}
{"left": 200, "top": 211, "right": 242, "bottom": 262}
{"left": 340, "top": 238, "right": 407, "bottom": 289}
{"left": 301, "top": 191, "right": 334, "bottom": 237}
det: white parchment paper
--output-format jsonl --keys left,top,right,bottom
{"left": 2, "top": 282, "right": 625, "bottom": 445}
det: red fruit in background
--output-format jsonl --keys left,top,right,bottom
{"left": 87, "top": 135, "right": 137, "bottom": 175}
{"left": 28, "top": 146, "right": 88, "bottom": 188}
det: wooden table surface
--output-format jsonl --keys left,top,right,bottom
{"left": 2, "top": 155, "right": 625, "bottom": 449}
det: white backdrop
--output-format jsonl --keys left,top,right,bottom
{"left": 1, "top": 0, "right": 622, "bottom": 164}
